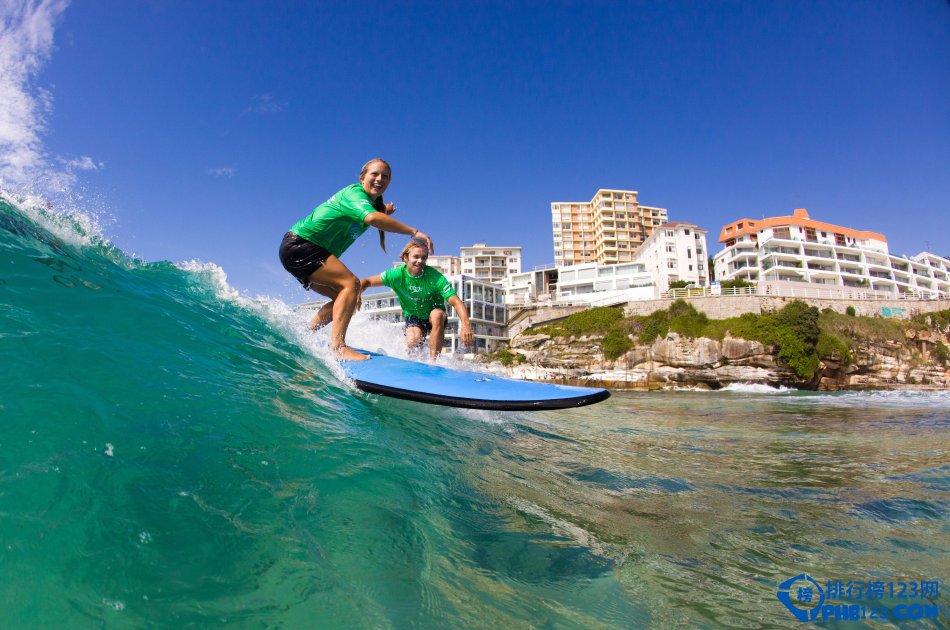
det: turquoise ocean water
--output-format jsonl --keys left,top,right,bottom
{"left": 2, "top": 195, "right": 948, "bottom": 628}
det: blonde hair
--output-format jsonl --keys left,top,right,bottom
{"left": 400, "top": 237, "right": 429, "bottom": 262}
{"left": 358, "top": 158, "right": 393, "bottom": 253}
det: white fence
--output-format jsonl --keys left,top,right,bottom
{"left": 663, "top": 284, "right": 946, "bottom": 301}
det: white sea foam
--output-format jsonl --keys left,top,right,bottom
{"left": 1, "top": 188, "right": 112, "bottom": 250}
{"left": 784, "top": 389, "right": 950, "bottom": 409}
{"left": 719, "top": 382, "right": 794, "bottom": 394}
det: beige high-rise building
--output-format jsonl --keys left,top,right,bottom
{"left": 551, "top": 189, "right": 668, "bottom": 266}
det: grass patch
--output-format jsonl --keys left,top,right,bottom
{"left": 819, "top": 309, "right": 908, "bottom": 343}
{"left": 601, "top": 328, "right": 633, "bottom": 360}
{"left": 483, "top": 349, "right": 526, "bottom": 366}
{"left": 530, "top": 306, "right": 625, "bottom": 337}
{"left": 912, "top": 309, "right": 950, "bottom": 330}
{"left": 933, "top": 341, "right": 949, "bottom": 366}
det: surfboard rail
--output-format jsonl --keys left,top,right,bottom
{"left": 341, "top": 350, "right": 611, "bottom": 411}
{"left": 351, "top": 378, "right": 611, "bottom": 411}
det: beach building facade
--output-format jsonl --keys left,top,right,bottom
{"left": 427, "top": 254, "right": 462, "bottom": 276}
{"left": 551, "top": 189, "right": 668, "bottom": 267}
{"left": 634, "top": 222, "right": 709, "bottom": 294}
{"left": 503, "top": 261, "right": 655, "bottom": 305}
{"left": 555, "top": 262, "right": 654, "bottom": 302}
{"left": 358, "top": 275, "right": 508, "bottom": 354}
{"left": 460, "top": 244, "right": 522, "bottom": 284}
{"left": 503, "top": 265, "right": 559, "bottom": 305}
{"left": 713, "top": 209, "right": 950, "bottom": 298}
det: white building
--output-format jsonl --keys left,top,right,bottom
{"left": 502, "top": 265, "right": 559, "bottom": 305}
{"left": 424, "top": 255, "right": 461, "bottom": 276}
{"left": 358, "top": 275, "right": 508, "bottom": 354}
{"left": 713, "top": 208, "right": 950, "bottom": 298}
{"left": 555, "top": 262, "right": 654, "bottom": 303}
{"left": 634, "top": 221, "right": 709, "bottom": 295}
{"left": 460, "top": 244, "right": 522, "bottom": 284}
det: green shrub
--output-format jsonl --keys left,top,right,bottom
{"left": 628, "top": 300, "right": 710, "bottom": 344}
{"left": 533, "top": 306, "right": 625, "bottom": 337}
{"left": 846, "top": 305, "right": 856, "bottom": 317}
{"left": 912, "top": 309, "right": 950, "bottom": 329}
{"left": 601, "top": 329, "right": 633, "bottom": 360}
{"left": 633, "top": 309, "right": 670, "bottom": 344}
{"left": 774, "top": 300, "right": 821, "bottom": 348}
{"left": 669, "top": 301, "right": 709, "bottom": 338}
{"left": 816, "top": 332, "right": 853, "bottom": 365}
{"left": 485, "top": 349, "right": 523, "bottom": 366}
{"left": 933, "top": 341, "right": 949, "bottom": 366}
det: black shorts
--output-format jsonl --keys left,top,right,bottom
{"left": 279, "top": 232, "right": 332, "bottom": 289}
{"left": 404, "top": 315, "right": 433, "bottom": 335}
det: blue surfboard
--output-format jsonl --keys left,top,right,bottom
{"left": 340, "top": 350, "right": 610, "bottom": 411}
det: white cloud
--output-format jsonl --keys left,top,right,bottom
{"left": 62, "top": 155, "right": 103, "bottom": 170}
{"left": 208, "top": 166, "right": 235, "bottom": 178}
{"left": 246, "top": 93, "right": 284, "bottom": 115}
{"left": 0, "top": 0, "right": 71, "bottom": 190}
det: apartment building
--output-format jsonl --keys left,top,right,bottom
{"left": 713, "top": 208, "right": 950, "bottom": 298}
{"left": 358, "top": 275, "right": 508, "bottom": 354}
{"left": 555, "top": 262, "right": 654, "bottom": 301}
{"left": 634, "top": 222, "right": 708, "bottom": 294}
{"left": 503, "top": 265, "right": 559, "bottom": 305}
{"left": 460, "top": 244, "right": 522, "bottom": 283}
{"left": 551, "top": 189, "right": 668, "bottom": 267}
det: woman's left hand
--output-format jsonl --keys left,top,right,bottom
{"left": 460, "top": 323, "right": 475, "bottom": 347}
{"left": 384, "top": 202, "right": 396, "bottom": 215}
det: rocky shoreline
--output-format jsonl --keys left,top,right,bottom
{"left": 482, "top": 329, "right": 950, "bottom": 391}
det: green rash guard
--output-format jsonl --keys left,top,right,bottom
{"left": 380, "top": 265, "right": 458, "bottom": 320}
{"left": 289, "top": 183, "right": 385, "bottom": 257}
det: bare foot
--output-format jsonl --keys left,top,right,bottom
{"left": 335, "top": 346, "right": 370, "bottom": 361}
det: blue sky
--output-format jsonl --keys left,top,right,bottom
{"left": 2, "top": 0, "right": 948, "bottom": 302}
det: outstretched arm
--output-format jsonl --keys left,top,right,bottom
{"left": 357, "top": 275, "right": 384, "bottom": 311}
{"left": 363, "top": 212, "right": 435, "bottom": 254}
{"left": 360, "top": 275, "right": 384, "bottom": 292}
{"left": 447, "top": 295, "right": 475, "bottom": 348}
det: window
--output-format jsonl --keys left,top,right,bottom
{"left": 685, "top": 229, "right": 690, "bottom": 235}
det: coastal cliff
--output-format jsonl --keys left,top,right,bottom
{"left": 481, "top": 301, "right": 950, "bottom": 391}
